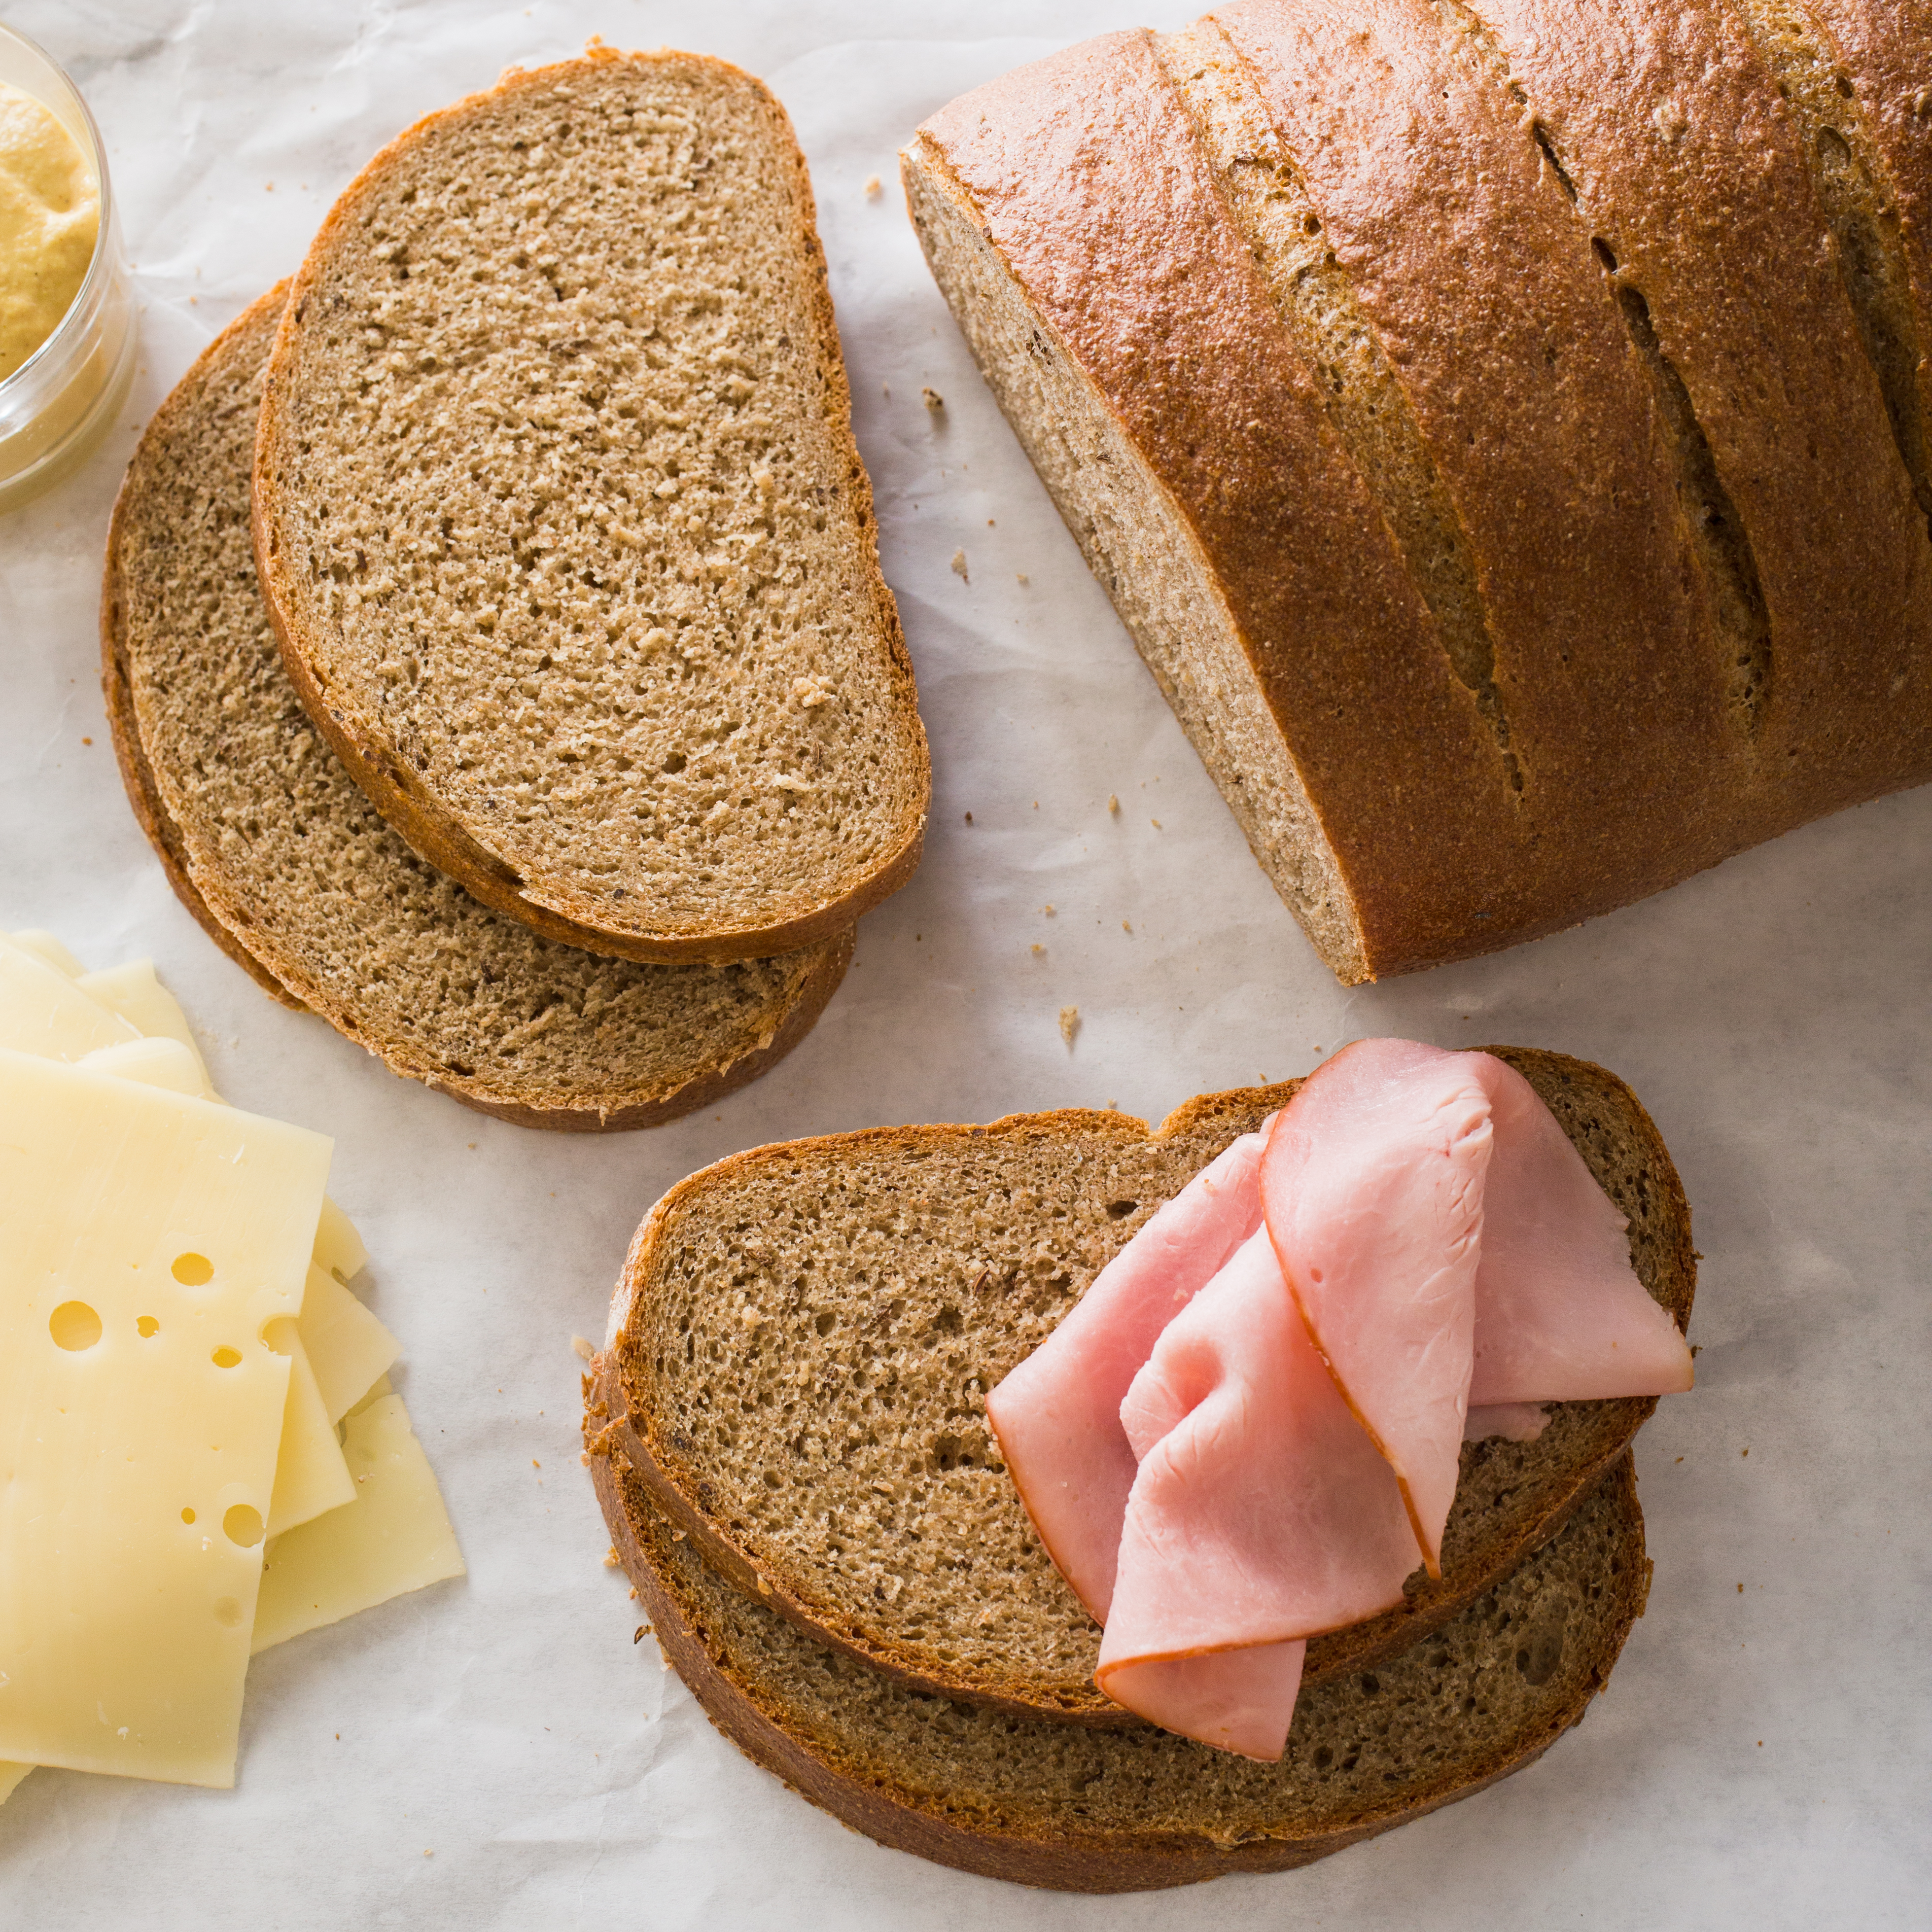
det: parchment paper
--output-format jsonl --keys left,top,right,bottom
{"left": 2, "top": 3, "right": 1927, "bottom": 1925}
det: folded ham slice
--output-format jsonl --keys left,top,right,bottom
{"left": 1097, "top": 1228, "right": 1418, "bottom": 1759}
{"left": 985, "top": 1128, "right": 1269, "bottom": 1620}
{"left": 989, "top": 1039, "right": 1693, "bottom": 1758}
{"left": 1260, "top": 1039, "right": 1492, "bottom": 1576}
{"left": 1466, "top": 1054, "right": 1695, "bottom": 1404}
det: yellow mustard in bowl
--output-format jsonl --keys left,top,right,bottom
{"left": 0, "top": 78, "right": 100, "bottom": 379}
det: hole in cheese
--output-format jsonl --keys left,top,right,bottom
{"left": 49, "top": 1301, "right": 102, "bottom": 1351}
{"left": 211, "top": 1346, "right": 243, "bottom": 1368}
{"left": 172, "top": 1252, "right": 215, "bottom": 1286}
{"left": 222, "top": 1503, "right": 264, "bottom": 1548}
{"left": 137, "top": 1315, "right": 160, "bottom": 1338}
{"left": 213, "top": 1598, "right": 244, "bottom": 1628}
{"left": 181, "top": 1507, "right": 196, "bottom": 1524}
{"left": 259, "top": 1316, "right": 298, "bottom": 1356}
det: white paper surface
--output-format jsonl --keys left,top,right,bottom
{"left": 2, "top": 2, "right": 1927, "bottom": 1925}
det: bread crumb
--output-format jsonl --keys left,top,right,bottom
{"left": 1031, "top": 943, "right": 1044, "bottom": 955}
{"left": 1122, "top": 920, "right": 1132, "bottom": 933}
{"left": 572, "top": 1334, "right": 595, "bottom": 1360}
{"left": 82, "top": 735, "right": 92, "bottom": 745}
{"left": 605, "top": 1547, "right": 621, "bottom": 1568}
{"left": 1059, "top": 1005, "right": 1080, "bottom": 1048}
{"left": 1107, "top": 794, "right": 1119, "bottom": 813}
{"left": 964, "top": 811, "right": 973, "bottom": 823}
{"left": 923, "top": 386, "right": 945, "bottom": 410}
{"left": 1042, "top": 904, "right": 1055, "bottom": 915}
{"left": 863, "top": 173, "right": 882, "bottom": 198}
{"left": 790, "top": 673, "right": 832, "bottom": 709}
{"left": 533, "top": 1459, "right": 541, "bottom": 1469}
{"left": 1016, "top": 571, "right": 1029, "bottom": 584}
{"left": 1151, "top": 818, "right": 1162, "bottom": 829}
{"left": 951, "top": 548, "right": 968, "bottom": 581}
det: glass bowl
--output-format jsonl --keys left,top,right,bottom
{"left": 0, "top": 21, "right": 136, "bottom": 514}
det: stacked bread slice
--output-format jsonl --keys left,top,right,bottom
{"left": 904, "top": 0, "right": 1931, "bottom": 985}
{"left": 586, "top": 1048, "right": 1693, "bottom": 1888}
{"left": 104, "top": 49, "right": 926, "bottom": 1128}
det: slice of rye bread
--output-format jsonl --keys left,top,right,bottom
{"left": 102, "top": 284, "right": 852, "bottom": 1132}
{"left": 590, "top": 1046, "right": 1693, "bottom": 1719}
{"left": 253, "top": 47, "right": 930, "bottom": 966}
{"left": 592, "top": 1444, "right": 1653, "bottom": 1893}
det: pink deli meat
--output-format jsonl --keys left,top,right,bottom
{"left": 1466, "top": 1054, "right": 1695, "bottom": 1403}
{"left": 1098, "top": 1227, "right": 1418, "bottom": 1758}
{"left": 989, "top": 1039, "right": 1692, "bottom": 1755}
{"left": 1260, "top": 1039, "right": 1493, "bottom": 1575}
{"left": 985, "top": 1127, "right": 1269, "bottom": 1620}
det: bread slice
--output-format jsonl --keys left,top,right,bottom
{"left": 102, "top": 285, "right": 851, "bottom": 1132}
{"left": 592, "top": 1444, "right": 1652, "bottom": 1892}
{"left": 592, "top": 1047, "right": 1693, "bottom": 1719}
{"left": 254, "top": 47, "right": 929, "bottom": 965}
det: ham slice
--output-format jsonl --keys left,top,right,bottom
{"left": 1097, "top": 1227, "right": 1418, "bottom": 1759}
{"left": 1466, "top": 1055, "right": 1695, "bottom": 1403}
{"left": 985, "top": 1128, "right": 1269, "bottom": 1620}
{"left": 989, "top": 1038, "right": 1693, "bottom": 1758}
{"left": 1260, "top": 1039, "right": 1492, "bottom": 1576}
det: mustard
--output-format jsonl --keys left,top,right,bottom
{"left": 0, "top": 79, "right": 99, "bottom": 380}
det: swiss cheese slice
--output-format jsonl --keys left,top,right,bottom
{"left": 0, "top": 1050, "right": 332, "bottom": 1786}
{"left": 0, "top": 933, "right": 138, "bottom": 1059}
{"left": 253, "top": 1383, "right": 465, "bottom": 1654}
{"left": 298, "top": 1266, "right": 401, "bottom": 1423}
{"left": 0, "top": 1762, "right": 30, "bottom": 1805}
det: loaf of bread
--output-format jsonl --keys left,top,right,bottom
{"left": 256, "top": 48, "right": 929, "bottom": 965}
{"left": 904, "top": 0, "right": 1932, "bottom": 984}
{"left": 103, "top": 286, "right": 850, "bottom": 1131}
{"left": 590, "top": 1048, "right": 1689, "bottom": 1719}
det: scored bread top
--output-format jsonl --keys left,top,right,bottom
{"left": 593, "top": 1047, "right": 1694, "bottom": 1721}
{"left": 907, "top": 4, "right": 1932, "bottom": 983}
{"left": 255, "top": 48, "right": 929, "bottom": 964}
{"left": 596, "top": 1445, "right": 1652, "bottom": 1892}
{"left": 103, "top": 284, "right": 852, "bottom": 1132}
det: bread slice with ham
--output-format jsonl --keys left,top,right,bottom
{"left": 588, "top": 1044, "right": 1693, "bottom": 1732}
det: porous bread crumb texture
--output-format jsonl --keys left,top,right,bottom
{"left": 105, "top": 286, "right": 848, "bottom": 1128}
{"left": 259, "top": 53, "right": 927, "bottom": 954}
{"left": 616, "top": 1050, "right": 1691, "bottom": 1718}
{"left": 900, "top": 153, "right": 1366, "bottom": 984}
{"left": 610, "top": 1453, "right": 1648, "bottom": 1885}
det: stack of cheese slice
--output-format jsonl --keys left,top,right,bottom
{"left": 0, "top": 931, "right": 464, "bottom": 1801}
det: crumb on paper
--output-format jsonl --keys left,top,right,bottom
{"left": 1106, "top": 1099, "right": 1118, "bottom": 1109}
{"left": 1122, "top": 920, "right": 1133, "bottom": 933}
{"left": 987, "top": 518, "right": 996, "bottom": 527}
{"left": 1016, "top": 571, "right": 1029, "bottom": 584}
{"left": 1151, "top": 818, "right": 1163, "bottom": 829}
{"left": 951, "top": 548, "right": 968, "bottom": 581}
{"left": 790, "top": 673, "right": 832, "bottom": 709}
{"left": 1059, "top": 1005, "right": 1080, "bottom": 1048}
{"left": 606, "top": 1548, "right": 621, "bottom": 1568}
{"left": 864, "top": 173, "right": 882, "bottom": 198}
{"left": 923, "top": 385, "right": 944, "bottom": 410}
{"left": 572, "top": 1335, "right": 595, "bottom": 1361}
{"left": 964, "top": 811, "right": 973, "bottom": 823}
{"left": 1031, "top": 943, "right": 1044, "bottom": 956}
{"left": 1042, "top": 904, "right": 1055, "bottom": 915}
{"left": 1108, "top": 794, "right": 1119, "bottom": 813}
